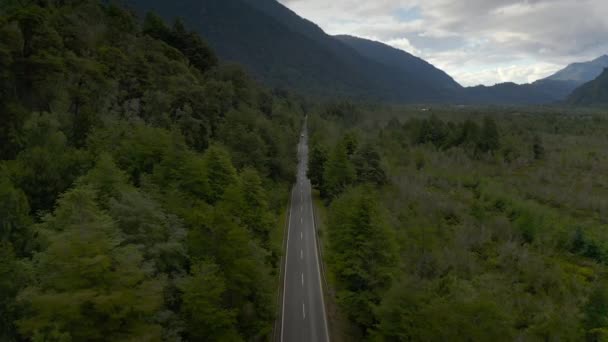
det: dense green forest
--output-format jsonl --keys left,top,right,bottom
{"left": 3, "top": 1, "right": 608, "bottom": 342}
{"left": 309, "top": 103, "right": 608, "bottom": 341}
{"left": 0, "top": 1, "right": 303, "bottom": 341}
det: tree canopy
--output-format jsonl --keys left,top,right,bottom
{"left": 0, "top": 1, "right": 302, "bottom": 340}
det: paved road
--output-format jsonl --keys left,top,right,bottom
{"left": 280, "top": 120, "right": 330, "bottom": 342}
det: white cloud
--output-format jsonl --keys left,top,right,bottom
{"left": 386, "top": 37, "right": 421, "bottom": 55}
{"left": 452, "top": 63, "right": 563, "bottom": 87}
{"left": 279, "top": 0, "right": 608, "bottom": 86}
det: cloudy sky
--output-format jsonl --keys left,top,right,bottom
{"left": 278, "top": 0, "right": 608, "bottom": 86}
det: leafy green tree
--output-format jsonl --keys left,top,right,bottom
{"left": 92, "top": 123, "right": 174, "bottom": 186}
{"left": 322, "top": 142, "right": 356, "bottom": 200}
{"left": 76, "top": 153, "right": 129, "bottom": 208}
{"left": 217, "top": 108, "right": 268, "bottom": 173}
{"left": 11, "top": 5, "right": 64, "bottom": 109}
{"left": 0, "top": 241, "right": 26, "bottom": 342}
{"left": 372, "top": 277, "right": 516, "bottom": 341}
{"left": 202, "top": 145, "right": 238, "bottom": 204}
{"left": 79, "top": 154, "right": 188, "bottom": 275}
{"left": 13, "top": 113, "right": 90, "bottom": 213}
{"left": 109, "top": 189, "right": 188, "bottom": 275}
{"left": 236, "top": 169, "right": 273, "bottom": 240}
{"left": 257, "top": 89, "right": 273, "bottom": 117}
{"left": 584, "top": 283, "right": 608, "bottom": 340}
{"left": 168, "top": 18, "right": 218, "bottom": 74}
{"left": 0, "top": 104, "right": 28, "bottom": 160}
{"left": 321, "top": 100, "right": 360, "bottom": 125}
{"left": 12, "top": 5, "right": 52, "bottom": 58}
{"left": 328, "top": 187, "right": 397, "bottom": 329}
{"left": 478, "top": 116, "right": 500, "bottom": 153}
{"left": 63, "top": 55, "right": 109, "bottom": 147}
{"left": 0, "top": 172, "right": 32, "bottom": 256}
{"left": 342, "top": 131, "right": 359, "bottom": 156}
{"left": 417, "top": 115, "right": 448, "bottom": 147}
{"left": 454, "top": 119, "right": 480, "bottom": 148}
{"left": 179, "top": 260, "right": 241, "bottom": 341}
{"left": 308, "top": 142, "right": 328, "bottom": 189}
{"left": 533, "top": 134, "right": 545, "bottom": 160}
{"left": 202, "top": 79, "right": 236, "bottom": 135}
{"left": 222, "top": 168, "right": 276, "bottom": 264}
{"left": 17, "top": 187, "right": 164, "bottom": 341}
{"left": 352, "top": 144, "right": 387, "bottom": 186}
{"left": 142, "top": 11, "right": 170, "bottom": 42}
{"left": 207, "top": 64, "right": 254, "bottom": 107}
{"left": 103, "top": 4, "right": 138, "bottom": 44}
{"left": 187, "top": 205, "right": 274, "bottom": 339}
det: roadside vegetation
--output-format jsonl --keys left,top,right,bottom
{"left": 309, "top": 103, "right": 608, "bottom": 341}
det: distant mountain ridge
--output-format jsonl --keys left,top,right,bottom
{"left": 335, "top": 35, "right": 462, "bottom": 95}
{"left": 546, "top": 55, "right": 608, "bottom": 84}
{"left": 126, "top": 0, "right": 606, "bottom": 105}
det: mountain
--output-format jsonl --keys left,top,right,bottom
{"left": 459, "top": 56, "right": 608, "bottom": 104}
{"left": 464, "top": 82, "right": 554, "bottom": 105}
{"left": 462, "top": 78, "right": 582, "bottom": 105}
{"left": 125, "top": 0, "right": 460, "bottom": 103}
{"left": 125, "top": 0, "right": 605, "bottom": 105}
{"left": 568, "top": 68, "right": 608, "bottom": 106}
{"left": 335, "top": 35, "right": 462, "bottom": 95}
{"left": 545, "top": 55, "right": 608, "bottom": 84}
{"left": 332, "top": 35, "right": 576, "bottom": 105}
{"left": 125, "top": 0, "right": 369, "bottom": 99}
{"left": 529, "top": 78, "right": 581, "bottom": 100}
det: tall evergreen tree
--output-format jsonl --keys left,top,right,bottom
{"left": 533, "top": 134, "right": 545, "bottom": 160}
{"left": 202, "top": 145, "right": 238, "bottom": 204}
{"left": 352, "top": 144, "right": 387, "bottom": 186}
{"left": 478, "top": 116, "right": 500, "bottom": 153}
{"left": 322, "top": 142, "right": 356, "bottom": 200}
{"left": 308, "top": 142, "right": 328, "bottom": 189}
{"left": 328, "top": 187, "right": 397, "bottom": 329}
{"left": 0, "top": 241, "right": 23, "bottom": 342}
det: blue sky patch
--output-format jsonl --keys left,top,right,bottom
{"left": 393, "top": 6, "right": 421, "bottom": 21}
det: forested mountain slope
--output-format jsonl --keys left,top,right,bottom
{"left": 568, "top": 68, "right": 608, "bottom": 106}
{"left": 126, "top": 0, "right": 462, "bottom": 103}
{"left": 127, "top": 0, "right": 600, "bottom": 105}
{"left": 0, "top": 1, "right": 302, "bottom": 340}
{"left": 335, "top": 35, "right": 462, "bottom": 96}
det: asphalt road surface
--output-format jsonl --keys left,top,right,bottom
{"left": 280, "top": 120, "right": 330, "bottom": 342}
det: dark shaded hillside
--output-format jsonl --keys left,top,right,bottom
{"left": 463, "top": 80, "right": 577, "bottom": 105}
{"left": 568, "top": 68, "right": 608, "bottom": 106}
{"left": 335, "top": 35, "right": 462, "bottom": 95}
{"left": 531, "top": 79, "right": 581, "bottom": 100}
{"left": 127, "top": 0, "right": 374, "bottom": 99}
{"left": 125, "top": 0, "right": 462, "bottom": 103}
